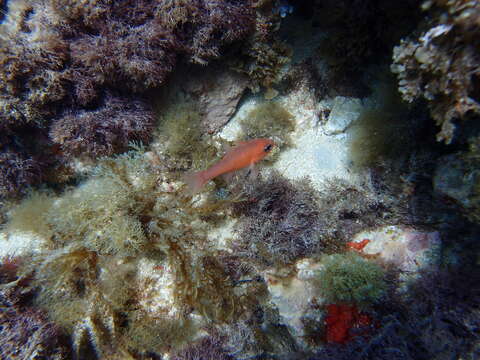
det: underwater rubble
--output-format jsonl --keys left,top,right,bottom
{"left": 1, "top": 0, "right": 480, "bottom": 359}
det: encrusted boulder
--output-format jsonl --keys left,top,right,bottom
{"left": 183, "top": 67, "right": 249, "bottom": 134}
{"left": 352, "top": 225, "right": 441, "bottom": 284}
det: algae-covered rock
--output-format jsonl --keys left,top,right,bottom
{"left": 434, "top": 153, "right": 480, "bottom": 223}
{"left": 264, "top": 258, "right": 325, "bottom": 351}
{"left": 183, "top": 66, "right": 249, "bottom": 134}
{"left": 354, "top": 225, "right": 441, "bottom": 283}
{"left": 391, "top": 0, "right": 480, "bottom": 143}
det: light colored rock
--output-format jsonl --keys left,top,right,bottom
{"left": 273, "top": 127, "right": 353, "bottom": 190}
{"left": 219, "top": 88, "right": 357, "bottom": 192}
{"left": 264, "top": 259, "right": 325, "bottom": 350}
{"left": 324, "top": 96, "right": 363, "bottom": 135}
{"left": 353, "top": 225, "right": 441, "bottom": 283}
{"left": 184, "top": 67, "right": 249, "bottom": 134}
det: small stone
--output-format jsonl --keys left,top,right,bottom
{"left": 324, "top": 96, "right": 363, "bottom": 135}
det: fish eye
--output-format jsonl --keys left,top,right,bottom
{"left": 264, "top": 144, "right": 273, "bottom": 152}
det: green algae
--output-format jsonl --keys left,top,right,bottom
{"left": 157, "top": 101, "right": 218, "bottom": 173}
{"left": 314, "top": 252, "right": 386, "bottom": 308}
{"left": 239, "top": 101, "right": 295, "bottom": 163}
{"left": 2, "top": 148, "right": 249, "bottom": 358}
{"left": 346, "top": 70, "right": 414, "bottom": 170}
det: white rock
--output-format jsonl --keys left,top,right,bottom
{"left": 264, "top": 259, "right": 325, "bottom": 350}
{"left": 353, "top": 225, "right": 441, "bottom": 282}
{"left": 219, "top": 91, "right": 357, "bottom": 191}
{"left": 324, "top": 96, "right": 363, "bottom": 135}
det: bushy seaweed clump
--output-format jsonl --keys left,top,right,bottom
{"left": 239, "top": 101, "right": 295, "bottom": 162}
{"left": 314, "top": 253, "right": 386, "bottom": 308}
{"left": 2, "top": 149, "right": 260, "bottom": 358}
{"left": 0, "top": 257, "right": 70, "bottom": 359}
{"left": 232, "top": 171, "right": 322, "bottom": 266}
{"left": 315, "top": 178, "right": 406, "bottom": 247}
{"left": 0, "top": 148, "right": 42, "bottom": 198}
{"left": 171, "top": 333, "right": 234, "bottom": 360}
{"left": 50, "top": 94, "right": 155, "bottom": 159}
{"left": 156, "top": 100, "right": 218, "bottom": 173}
{"left": 0, "top": 0, "right": 256, "bottom": 195}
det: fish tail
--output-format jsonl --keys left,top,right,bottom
{"left": 183, "top": 170, "right": 208, "bottom": 194}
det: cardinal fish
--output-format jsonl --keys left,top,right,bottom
{"left": 184, "top": 138, "right": 275, "bottom": 193}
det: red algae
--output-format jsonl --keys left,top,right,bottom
{"left": 346, "top": 239, "right": 370, "bottom": 252}
{"left": 324, "top": 304, "right": 373, "bottom": 344}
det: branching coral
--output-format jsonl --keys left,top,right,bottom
{"left": 391, "top": 0, "right": 480, "bottom": 143}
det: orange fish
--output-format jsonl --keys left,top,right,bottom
{"left": 184, "top": 138, "right": 274, "bottom": 193}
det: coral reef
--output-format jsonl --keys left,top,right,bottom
{"left": 391, "top": 0, "right": 480, "bottom": 143}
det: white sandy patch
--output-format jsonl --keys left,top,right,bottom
{"left": 0, "top": 231, "right": 46, "bottom": 259}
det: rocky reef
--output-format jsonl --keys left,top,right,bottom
{"left": 391, "top": 0, "right": 480, "bottom": 144}
{"left": 1, "top": 0, "right": 479, "bottom": 359}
